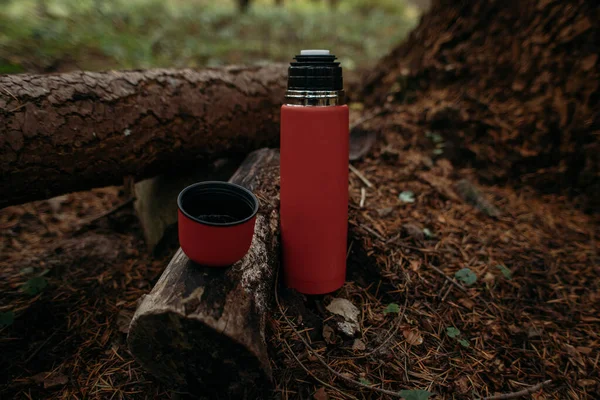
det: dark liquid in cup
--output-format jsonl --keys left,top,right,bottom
{"left": 197, "top": 214, "right": 237, "bottom": 224}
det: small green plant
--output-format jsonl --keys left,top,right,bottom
{"left": 0, "top": 311, "right": 15, "bottom": 328}
{"left": 496, "top": 264, "right": 512, "bottom": 280}
{"left": 455, "top": 268, "right": 477, "bottom": 285}
{"left": 446, "top": 326, "right": 470, "bottom": 348}
{"left": 399, "top": 191, "right": 415, "bottom": 203}
{"left": 359, "top": 377, "right": 371, "bottom": 385}
{"left": 422, "top": 228, "right": 435, "bottom": 239}
{"left": 22, "top": 276, "right": 48, "bottom": 296}
{"left": 425, "top": 131, "right": 444, "bottom": 144}
{"left": 446, "top": 326, "right": 460, "bottom": 338}
{"left": 399, "top": 389, "right": 433, "bottom": 400}
{"left": 384, "top": 303, "right": 400, "bottom": 314}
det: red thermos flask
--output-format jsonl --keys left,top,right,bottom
{"left": 280, "top": 50, "right": 349, "bottom": 294}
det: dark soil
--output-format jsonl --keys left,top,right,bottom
{"left": 1, "top": 135, "right": 597, "bottom": 399}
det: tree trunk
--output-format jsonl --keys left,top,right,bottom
{"left": 362, "top": 0, "right": 599, "bottom": 210}
{"left": 0, "top": 65, "right": 286, "bottom": 209}
{"left": 127, "top": 148, "right": 280, "bottom": 398}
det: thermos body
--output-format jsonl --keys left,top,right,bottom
{"left": 280, "top": 50, "right": 349, "bottom": 294}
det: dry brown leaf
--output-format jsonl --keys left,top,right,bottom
{"left": 403, "top": 328, "right": 423, "bottom": 346}
{"left": 458, "top": 297, "right": 475, "bottom": 309}
{"left": 117, "top": 309, "right": 133, "bottom": 334}
{"left": 581, "top": 54, "right": 598, "bottom": 71}
{"left": 483, "top": 272, "right": 495, "bottom": 283}
{"left": 313, "top": 387, "right": 329, "bottom": 400}
{"left": 352, "top": 339, "right": 366, "bottom": 351}
{"left": 403, "top": 223, "right": 424, "bottom": 242}
{"left": 456, "top": 375, "right": 470, "bottom": 393}
{"left": 326, "top": 298, "right": 361, "bottom": 336}
{"left": 410, "top": 259, "right": 421, "bottom": 272}
{"left": 323, "top": 325, "right": 336, "bottom": 344}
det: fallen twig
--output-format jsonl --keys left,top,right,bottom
{"left": 275, "top": 270, "right": 405, "bottom": 397}
{"left": 25, "top": 331, "right": 58, "bottom": 364}
{"left": 483, "top": 380, "right": 552, "bottom": 400}
{"left": 359, "top": 187, "right": 366, "bottom": 208}
{"left": 362, "top": 225, "right": 386, "bottom": 241}
{"left": 282, "top": 340, "right": 358, "bottom": 400}
{"left": 349, "top": 164, "right": 373, "bottom": 188}
{"left": 75, "top": 197, "right": 135, "bottom": 231}
{"left": 428, "top": 264, "right": 469, "bottom": 293}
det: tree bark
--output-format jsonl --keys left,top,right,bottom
{"left": 361, "top": 0, "right": 599, "bottom": 210}
{"left": 0, "top": 65, "right": 286, "bottom": 208}
{"left": 127, "top": 148, "right": 280, "bottom": 398}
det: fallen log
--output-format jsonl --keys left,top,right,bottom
{"left": 127, "top": 148, "right": 280, "bottom": 398}
{"left": 0, "top": 65, "right": 286, "bottom": 208}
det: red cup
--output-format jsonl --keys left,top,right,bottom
{"left": 177, "top": 181, "right": 259, "bottom": 267}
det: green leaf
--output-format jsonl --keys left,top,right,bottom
{"left": 458, "top": 339, "right": 470, "bottom": 348}
{"left": 359, "top": 378, "right": 371, "bottom": 386}
{"left": 0, "top": 311, "right": 15, "bottom": 327}
{"left": 399, "top": 389, "right": 434, "bottom": 400}
{"left": 384, "top": 303, "right": 400, "bottom": 314}
{"left": 432, "top": 148, "right": 444, "bottom": 155}
{"left": 446, "top": 327, "right": 461, "bottom": 338}
{"left": 455, "top": 268, "right": 477, "bottom": 285}
{"left": 425, "top": 131, "right": 443, "bottom": 144}
{"left": 399, "top": 191, "right": 415, "bottom": 203}
{"left": 496, "top": 264, "right": 512, "bottom": 280}
{"left": 22, "top": 276, "right": 47, "bottom": 296}
{"left": 20, "top": 267, "right": 34, "bottom": 275}
{"left": 422, "top": 228, "right": 434, "bottom": 239}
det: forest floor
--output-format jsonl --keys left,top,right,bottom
{"left": 1, "top": 123, "right": 598, "bottom": 399}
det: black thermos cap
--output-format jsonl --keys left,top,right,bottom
{"left": 287, "top": 49, "right": 343, "bottom": 91}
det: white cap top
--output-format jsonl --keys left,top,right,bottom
{"left": 300, "top": 49, "right": 330, "bottom": 55}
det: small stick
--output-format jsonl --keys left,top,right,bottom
{"left": 349, "top": 164, "right": 373, "bottom": 188}
{"left": 386, "top": 234, "right": 438, "bottom": 253}
{"left": 8, "top": 102, "right": 28, "bottom": 113}
{"left": 282, "top": 340, "right": 358, "bottom": 400}
{"left": 483, "top": 380, "right": 552, "bottom": 400}
{"left": 25, "top": 331, "right": 58, "bottom": 364}
{"left": 440, "top": 283, "right": 454, "bottom": 302}
{"left": 428, "top": 264, "right": 469, "bottom": 293}
{"left": 275, "top": 271, "right": 405, "bottom": 397}
{"left": 359, "top": 188, "right": 366, "bottom": 208}
{"left": 1, "top": 87, "right": 19, "bottom": 101}
{"left": 362, "top": 225, "right": 386, "bottom": 242}
{"left": 75, "top": 197, "right": 135, "bottom": 231}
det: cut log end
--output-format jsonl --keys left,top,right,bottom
{"left": 127, "top": 148, "right": 280, "bottom": 398}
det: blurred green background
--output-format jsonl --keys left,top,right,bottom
{"left": 0, "top": 0, "right": 421, "bottom": 75}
